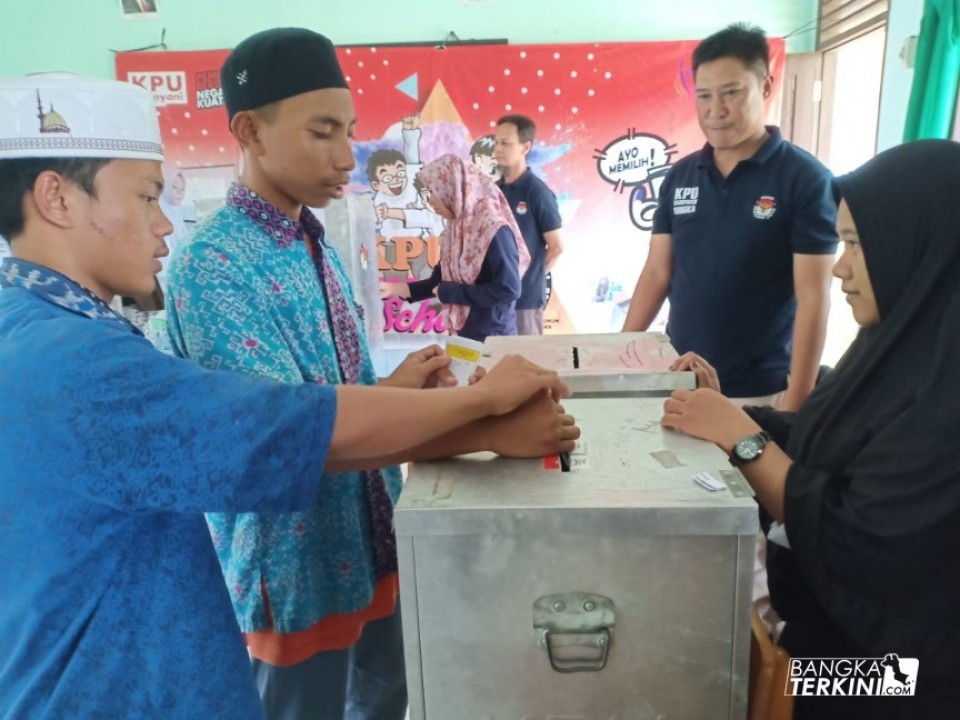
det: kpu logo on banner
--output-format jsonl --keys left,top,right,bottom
{"left": 787, "top": 654, "right": 919, "bottom": 697}
{"left": 127, "top": 72, "right": 188, "bottom": 106}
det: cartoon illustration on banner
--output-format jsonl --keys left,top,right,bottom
{"left": 116, "top": 39, "right": 784, "bottom": 339}
{"left": 594, "top": 129, "right": 677, "bottom": 232}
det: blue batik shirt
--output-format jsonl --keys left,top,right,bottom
{"left": 0, "top": 258, "right": 336, "bottom": 718}
{"left": 166, "top": 184, "right": 403, "bottom": 633}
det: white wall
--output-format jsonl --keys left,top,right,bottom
{"left": 0, "top": 0, "right": 819, "bottom": 79}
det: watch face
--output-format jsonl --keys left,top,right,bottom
{"left": 736, "top": 436, "right": 764, "bottom": 460}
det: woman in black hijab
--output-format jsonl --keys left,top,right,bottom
{"left": 661, "top": 139, "right": 960, "bottom": 719}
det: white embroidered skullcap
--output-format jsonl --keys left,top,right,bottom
{"left": 0, "top": 72, "right": 163, "bottom": 161}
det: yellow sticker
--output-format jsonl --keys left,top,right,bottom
{"left": 446, "top": 345, "right": 481, "bottom": 362}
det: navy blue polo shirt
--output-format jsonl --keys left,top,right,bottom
{"left": 499, "top": 169, "right": 562, "bottom": 309}
{"left": 652, "top": 127, "right": 837, "bottom": 397}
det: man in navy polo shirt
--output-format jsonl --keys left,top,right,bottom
{"left": 622, "top": 23, "right": 837, "bottom": 411}
{"left": 495, "top": 114, "right": 564, "bottom": 335}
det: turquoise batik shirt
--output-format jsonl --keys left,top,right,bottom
{"left": 0, "top": 258, "right": 337, "bottom": 717}
{"left": 166, "top": 184, "right": 403, "bottom": 633}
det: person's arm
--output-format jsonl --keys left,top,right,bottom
{"left": 743, "top": 405, "right": 797, "bottom": 449}
{"left": 439, "top": 226, "right": 520, "bottom": 308}
{"left": 663, "top": 368, "right": 960, "bottom": 662}
{"left": 780, "top": 254, "right": 833, "bottom": 411}
{"left": 621, "top": 233, "right": 672, "bottom": 332}
{"left": 379, "top": 344, "right": 454, "bottom": 388}
{"left": 661, "top": 388, "right": 789, "bottom": 520}
{"left": 400, "top": 208, "right": 437, "bottom": 230}
{"left": 327, "top": 390, "right": 579, "bottom": 471}
{"left": 49, "top": 331, "right": 568, "bottom": 514}
{"left": 382, "top": 207, "right": 407, "bottom": 222}
{"left": 405, "top": 264, "right": 441, "bottom": 302}
{"left": 168, "top": 241, "right": 497, "bottom": 426}
{"left": 401, "top": 115, "right": 422, "bottom": 166}
{"left": 379, "top": 280, "right": 411, "bottom": 301}
{"left": 329, "top": 355, "right": 570, "bottom": 464}
{"left": 382, "top": 206, "right": 437, "bottom": 230}
{"left": 669, "top": 350, "right": 721, "bottom": 391}
{"left": 532, "top": 183, "right": 564, "bottom": 272}
{"left": 736, "top": 443, "right": 792, "bottom": 523}
{"left": 780, "top": 162, "right": 839, "bottom": 410}
{"left": 543, "top": 229, "right": 564, "bottom": 271}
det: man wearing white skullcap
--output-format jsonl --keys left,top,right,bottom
{"left": 0, "top": 73, "right": 576, "bottom": 718}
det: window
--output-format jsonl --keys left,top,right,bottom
{"left": 818, "top": 0, "right": 890, "bottom": 51}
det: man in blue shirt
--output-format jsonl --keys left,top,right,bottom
{"left": 622, "top": 24, "right": 837, "bottom": 410}
{"left": 0, "top": 71, "right": 577, "bottom": 719}
{"left": 494, "top": 114, "right": 564, "bottom": 335}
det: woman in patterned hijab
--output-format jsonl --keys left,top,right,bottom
{"left": 381, "top": 154, "right": 529, "bottom": 341}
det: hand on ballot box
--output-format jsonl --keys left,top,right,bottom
{"left": 473, "top": 354, "right": 572, "bottom": 416}
{"left": 669, "top": 351, "right": 721, "bottom": 393}
{"left": 476, "top": 388, "right": 580, "bottom": 459}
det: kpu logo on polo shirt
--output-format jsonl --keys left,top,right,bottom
{"left": 753, "top": 195, "right": 777, "bottom": 220}
{"left": 515, "top": 201, "right": 529, "bottom": 215}
{"left": 786, "top": 654, "right": 919, "bottom": 697}
{"left": 673, "top": 187, "right": 698, "bottom": 215}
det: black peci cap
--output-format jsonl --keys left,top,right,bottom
{"left": 221, "top": 27, "right": 349, "bottom": 121}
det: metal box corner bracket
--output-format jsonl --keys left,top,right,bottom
{"left": 397, "top": 397, "right": 758, "bottom": 720}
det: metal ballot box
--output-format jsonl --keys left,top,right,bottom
{"left": 482, "top": 332, "right": 695, "bottom": 397}
{"left": 396, "top": 397, "right": 758, "bottom": 720}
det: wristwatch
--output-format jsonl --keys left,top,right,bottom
{"left": 729, "top": 430, "right": 772, "bottom": 467}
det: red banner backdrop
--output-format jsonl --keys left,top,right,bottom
{"left": 117, "top": 39, "right": 784, "bottom": 335}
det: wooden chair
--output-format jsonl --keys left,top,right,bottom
{"left": 748, "top": 609, "right": 794, "bottom": 720}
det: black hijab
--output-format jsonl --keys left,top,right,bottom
{"left": 779, "top": 140, "right": 960, "bottom": 668}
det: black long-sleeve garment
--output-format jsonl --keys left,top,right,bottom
{"left": 744, "top": 141, "right": 960, "bottom": 719}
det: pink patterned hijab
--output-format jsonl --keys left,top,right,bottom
{"left": 418, "top": 154, "right": 529, "bottom": 334}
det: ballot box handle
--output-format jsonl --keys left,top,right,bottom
{"left": 541, "top": 628, "right": 611, "bottom": 672}
{"left": 533, "top": 592, "right": 615, "bottom": 673}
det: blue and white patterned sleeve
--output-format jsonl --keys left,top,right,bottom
{"left": 8, "top": 321, "right": 336, "bottom": 514}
